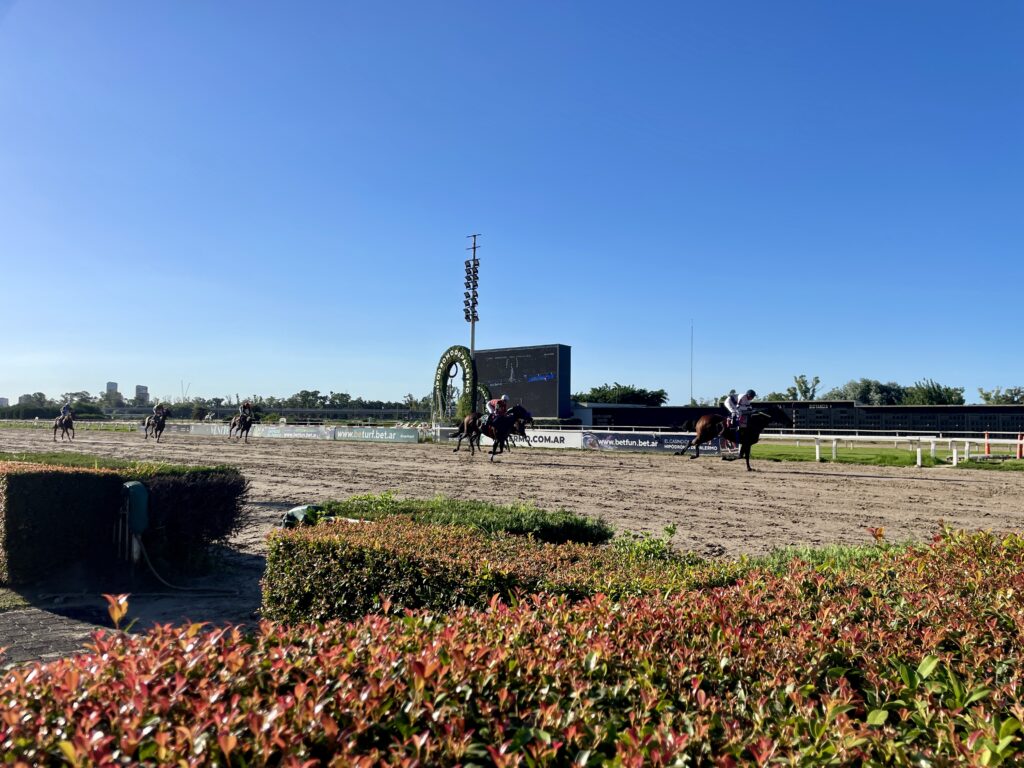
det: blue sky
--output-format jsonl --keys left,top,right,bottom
{"left": 1, "top": 1, "right": 1021, "bottom": 404}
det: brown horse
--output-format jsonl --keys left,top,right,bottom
{"left": 452, "top": 405, "right": 532, "bottom": 460}
{"left": 144, "top": 411, "right": 169, "bottom": 443}
{"left": 53, "top": 412, "right": 74, "bottom": 442}
{"left": 676, "top": 404, "right": 793, "bottom": 471}
{"left": 229, "top": 412, "right": 254, "bottom": 443}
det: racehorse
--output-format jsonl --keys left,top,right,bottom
{"left": 53, "top": 412, "right": 74, "bottom": 442}
{"left": 229, "top": 412, "right": 254, "bottom": 443}
{"left": 676, "top": 404, "right": 793, "bottom": 471}
{"left": 452, "top": 404, "right": 533, "bottom": 460}
{"left": 144, "top": 411, "right": 169, "bottom": 443}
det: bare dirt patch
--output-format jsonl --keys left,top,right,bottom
{"left": 2, "top": 426, "right": 1023, "bottom": 663}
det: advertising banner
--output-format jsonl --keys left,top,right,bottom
{"left": 189, "top": 424, "right": 228, "bottom": 436}
{"left": 581, "top": 431, "right": 720, "bottom": 454}
{"left": 475, "top": 429, "right": 583, "bottom": 449}
{"left": 259, "top": 425, "right": 335, "bottom": 440}
{"left": 334, "top": 426, "right": 419, "bottom": 443}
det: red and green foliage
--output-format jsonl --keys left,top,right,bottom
{"left": 262, "top": 517, "right": 726, "bottom": 623}
{"left": 3, "top": 529, "right": 1024, "bottom": 764}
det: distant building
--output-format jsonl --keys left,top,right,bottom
{"left": 0, "top": 398, "right": 8, "bottom": 407}
{"left": 135, "top": 385, "right": 150, "bottom": 405}
{"left": 17, "top": 394, "right": 33, "bottom": 405}
{"left": 106, "top": 381, "right": 118, "bottom": 395}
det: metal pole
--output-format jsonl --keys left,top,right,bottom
{"left": 466, "top": 234, "right": 480, "bottom": 413}
{"left": 689, "top": 319, "right": 693, "bottom": 404}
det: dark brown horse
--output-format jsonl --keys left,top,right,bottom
{"left": 229, "top": 412, "right": 254, "bottom": 443}
{"left": 53, "top": 412, "right": 74, "bottom": 442}
{"left": 144, "top": 411, "right": 169, "bottom": 443}
{"left": 676, "top": 404, "right": 793, "bottom": 471}
{"left": 452, "top": 404, "right": 533, "bottom": 460}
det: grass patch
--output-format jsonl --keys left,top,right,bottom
{"left": 0, "top": 588, "right": 29, "bottom": 613}
{"left": 752, "top": 442, "right": 951, "bottom": 467}
{"left": 0, "top": 421, "right": 136, "bottom": 432}
{"left": 0, "top": 452, "right": 233, "bottom": 477}
{"left": 307, "top": 492, "right": 614, "bottom": 544}
{"left": 954, "top": 458, "right": 1024, "bottom": 471}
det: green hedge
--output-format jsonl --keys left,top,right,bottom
{"left": 0, "top": 464, "right": 123, "bottom": 584}
{"left": 262, "top": 517, "right": 734, "bottom": 623}
{"left": 303, "top": 492, "right": 614, "bottom": 544}
{"left": 0, "top": 458, "right": 248, "bottom": 585}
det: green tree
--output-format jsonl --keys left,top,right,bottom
{"left": 977, "top": 386, "right": 1024, "bottom": 405}
{"left": 786, "top": 375, "right": 820, "bottom": 401}
{"left": 821, "top": 379, "right": 905, "bottom": 405}
{"left": 573, "top": 382, "right": 669, "bottom": 406}
{"left": 902, "top": 379, "right": 965, "bottom": 405}
{"left": 761, "top": 392, "right": 791, "bottom": 402}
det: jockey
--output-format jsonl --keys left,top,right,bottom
{"left": 239, "top": 400, "right": 254, "bottom": 420}
{"left": 735, "top": 389, "right": 757, "bottom": 428}
{"left": 485, "top": 394, "right": 510, "bottom": 426}
{"left": 59, "top": 401, "right": 72, "bottom": 420}
{"left": 153, "top": 402, "right": 166, "bottom": 419}
{"left": 722, "top": 390, "right": 739, "bottom": 426}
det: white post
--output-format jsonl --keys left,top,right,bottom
{"left": 953, "top": 447, "right": 959, "bottom": 466}
{"left": 930, "top": 441, "right": 936, "bottom": 459}
{"left": 964, "top": 441, "right": 970, "bottom": 461}
{"left": 832, "top": 439, "right": 837, "bottom": 460}
{"left": 815, "top": 438, "right": 821, "bottom": 462}
{"left": 916, "top": 447, "right": 922, "bottom": 467}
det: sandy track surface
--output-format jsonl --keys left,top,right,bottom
{"left": 3, "top": 426, "right": 1023, "bottom": 556}
{"left": 3, "top": 425, "right": 1023, "bottom": 663}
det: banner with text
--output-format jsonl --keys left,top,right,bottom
{"left": 582, "top": 431, "right": 720, "bottom": 454}
{"left": 475, "top": 429, "right": 583, "bottom": 449}
{"left": 334, "top": 426, "right": 419, "bottom": 443}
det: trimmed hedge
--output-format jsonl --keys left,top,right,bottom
{"left": 308, "top": 492, "right": 614, "bottom": 544}
{"left": 262, "top": 517, "right": 732, "bottom": 623}
{"left": 0, "top": 458, "right": 248, "bottom": 584}
{"left": 5, "top": 531, "right": 1024, "bottom": 764}
{"left": 0, "top": 463, "right": 123, "bottom": 584}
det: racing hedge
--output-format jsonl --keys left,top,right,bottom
{"left": 262, "top": 517, "right": 732, "bottom": 623}
{"left": 0, "top": 458, "right": 247, "bottom": 584}
{"left": 303, "top": 492, "right": 614, "bottom": 544}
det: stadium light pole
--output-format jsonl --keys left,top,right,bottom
{"left": 465, "top": 234, "right": 481, "bottom": 412}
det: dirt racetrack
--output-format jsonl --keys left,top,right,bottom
{"left": 2, "top": 425, "right": 1024, "bottom": 664}
{"left": 3, "top": 426, "right": 1024, "bottom": 556}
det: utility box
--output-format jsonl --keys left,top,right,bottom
{"left": 122, "top": 481, "right": 149, "bottom": 535}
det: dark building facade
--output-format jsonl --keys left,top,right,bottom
{"left": 576, "top": 401, "right": 1024, "bottom": 435}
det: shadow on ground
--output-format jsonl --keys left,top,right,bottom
{"left": 0, "top": 545, "right": 265, "bottom": 667}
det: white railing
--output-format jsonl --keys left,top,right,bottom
{"left": 757, "top": 433, "right": 1024, "bottom": 466}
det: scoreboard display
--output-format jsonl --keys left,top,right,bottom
{"left": 474, "top": 344, "right": 572, "bottom": 418}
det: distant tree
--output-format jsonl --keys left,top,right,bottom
{"left": 761, "top": 392, "right": 791, "bottom": 402}
{"left": 191, "top": 405, "right": 209, "bottom": 421}
{"left": 821, "top": 379, "right": 905, "bottom": 405}
{"left": 328, "top": 391, "right": 352, "bottom": 408}
{"left": 573, "top": 382, "right": 669, "bottom": 406}
{"left": 902, "top": 379, "right": 965, "bottom": 406}
{"left": 688, "top": 396, "right": 720, "bottom": 406}
{"left": 977, "top": 386, "right": 1024, "bottom": 405}
{"left": 61, "top": 391, "right": 94, "bottom": 405}
{"left": 786, "top": 375, "right": 820, "bottom": 401}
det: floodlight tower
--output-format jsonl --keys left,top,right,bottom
{"left": 465, "top": 234, "right": 480, "bottom": 411}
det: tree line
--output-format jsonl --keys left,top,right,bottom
{"left": 761, "top": 375, "right": 1024, "bottom": 406}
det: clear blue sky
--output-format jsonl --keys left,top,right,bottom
{"left": 1, "top": 1, "right": 1021, "bottom": 404}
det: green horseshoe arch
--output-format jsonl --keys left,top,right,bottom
{"left": 433, "top": 345, "right": 490, "bottom": 422}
